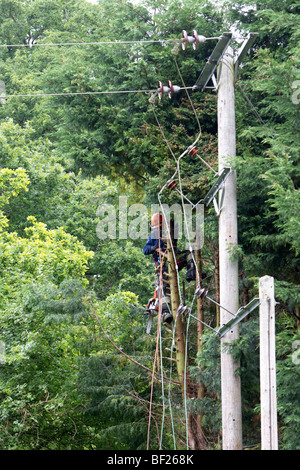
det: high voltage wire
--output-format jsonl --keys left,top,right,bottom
{"left": 0, "top": 89, "right": 156, "bottom": 98}
{"left": 0, "top": 37, "right": 221, "bottom": 48}
{"left": 0, "top": 86, "right": 195, "bottom": 100}
{"left": 0, "top": 40, "right": 173, "bottom": 48}
{"left": 0, "top": 34, "right": 216, "bottom": 100}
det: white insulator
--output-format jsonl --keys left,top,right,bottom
{"left": 181, "top": 30, "right": 194, "bottom": 50}
{"left": 157, "top": 81, "right": 170, "bottom": 99}
{"left": 192, "top": 30, "right": 206, "bottom": 49}
{"left": 182, "top": 29, "right": 207, "bottom": 50}
{"left": 157, "top": 81, "right": 181, "bottom": 99}
{"left": 167, "top": 81, "right": 181, "bottom": 98}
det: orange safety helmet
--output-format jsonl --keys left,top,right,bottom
{"left": 150, "top": 213, "right": 162, "bottom": 229}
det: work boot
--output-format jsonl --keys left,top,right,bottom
{"left": 162, "top": 303, "right": 173, "bottom": 324}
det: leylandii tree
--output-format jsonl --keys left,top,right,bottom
{"left": 224, "top": 0, "right": 300, "bottom": 308}
{"left": 222, "top": 0, "right": 300, "bottom": 448}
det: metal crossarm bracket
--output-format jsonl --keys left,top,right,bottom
{"left": 234, "top": 32, "right": 258, "bottom": 66}
{"left": 211, "top": 74, "right": 218, "bottom": 92}
{"left": 234, "top": 32, "right": 258, "bottom": 80}
{"left": 186, "top": 296, "right": 260, "bottom": 339}
{"left": 193, "top": 167, "right": 231, "bottom": 215}
{"left": 194, "top": 32, "right": 232, "bottom": 91}
{"left": 216, "top": 298, "right": 260, "bottom": 338}
{"left": 203, "top": 167, "right": 232, "bottom": 207}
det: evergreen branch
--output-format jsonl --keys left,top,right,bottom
{"left": 88, "top": 298, "right": 179, "bottom": 385}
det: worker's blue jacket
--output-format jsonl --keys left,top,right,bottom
{"left": 143, "top": 236, "right": 167, "bottom": 263}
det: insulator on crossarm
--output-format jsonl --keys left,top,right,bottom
{"left": 167, "top": 179, "right": 177, "bottom": 190}
{"left": 195, "top": 286, "right": 208, "bottom": 299}
{"left": 181, "top": 30, "right": 188, "bottom": 50}
{"left": 177, "top": 304, "right": 190, "bottom": 316}
{"left": 193, "top": 30, "right": 206, "bottom": 49}
{"left": 168, "top": 80, "right": 174, "bottom": 98}
{"left": 167, "top": 80, "right": 181, "bottom": 98}
{"left": 192, "top": 30, "right": 199, "bottom": 50}
{"left": 157, "top": 81, "right": 166, "bottom": 100}
{"left": 157, "top": 81, "right": 180, "bottom": 99}
{"left": 181, "top": 30, "right": 193, "bottom": 50}
{"left": 182, "top": 30, "right": 206, "bottom": 50}
{"left": 188, "top": 146, "right": 199, "bottom": 157}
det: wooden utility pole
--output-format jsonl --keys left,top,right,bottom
{"left": 259, "top": 276, "right": 278, "bottom": 450}
{"left": 218, "top": 46, "right": 243, "bottom": 450}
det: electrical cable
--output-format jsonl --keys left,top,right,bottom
{"left": 157, "top": 240, "right": 164, "bottom": 449}
{"left": 172, "top": 63, "right": 203, "bottom": 448}
{"left": 155, "top": 130, "right": 198, "bottom": 451}
{"left": 146, "top": 298, "right": 161, "bottom": 449}
{"left": 148, "top": 240, "right": 174, "bottom": 450}
{"left": 0, "top": 37, "right": 221, "bottom": 49}
{"left": 150, "top": 240, "right": 178, "bottom": 450}
{"left": 160, "top": 286, "right": 177, "bottom": 450}
{"left": 237, "top": 82, "right": 266, "bottom": 126}
{"left": 174, "top": 58, "right": 203, "bottom": 290}
{"left": 0, "top": 40, "right": 173, "bottom": 48}
{"left": 168, "top": 307, "right": 180, "bottom": 450}
{"left": 151, "top": 103, "right": 177, "bottom": 163}
{"left": 0, "top": 86, "right": 195, "bottom": 100}
{"left": 150, "top": 58, "right": 202, "bottom": 447}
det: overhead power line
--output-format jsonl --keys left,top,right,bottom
{"left": 0, "top": 86, "right": 195, "bottom": 100}
{"left": 0, "top": 40, "right": 173, "bottom": 48}
{"left": 0, "top": 37, "right": 221, "bottom": 49}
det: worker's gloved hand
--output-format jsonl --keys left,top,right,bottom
{"left": 151, "top": 244, "right": 159, "bottom": 252}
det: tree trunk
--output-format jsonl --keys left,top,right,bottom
{"left": 194, "top": 249, "right": 205, "bottom": 440}
{"left": 167, "top": 237, "right": 207, "bottom": 449}
{"left": 166, "top": 238, "right": 186, "bottom": 387}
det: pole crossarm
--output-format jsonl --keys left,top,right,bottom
{"left": 193, "top": 167, "right": 232, "bottom": 215}
{"left": 203, "top": 167, "right": 232, "bottom": 206}
{"left": 234, "top": 32, "right": 258, "bottom": 66}
{"left": 183, "top": 297, "right": 260, "bottom": 339}
{"left": 216, "top": 297, "right": 260, "bottom": 338}
{"left": 193, "top": 32, "right": 232, "bottom": 91}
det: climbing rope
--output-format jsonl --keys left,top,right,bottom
{"left": 147, "top": 238, "right": 164, "bottom": 450}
